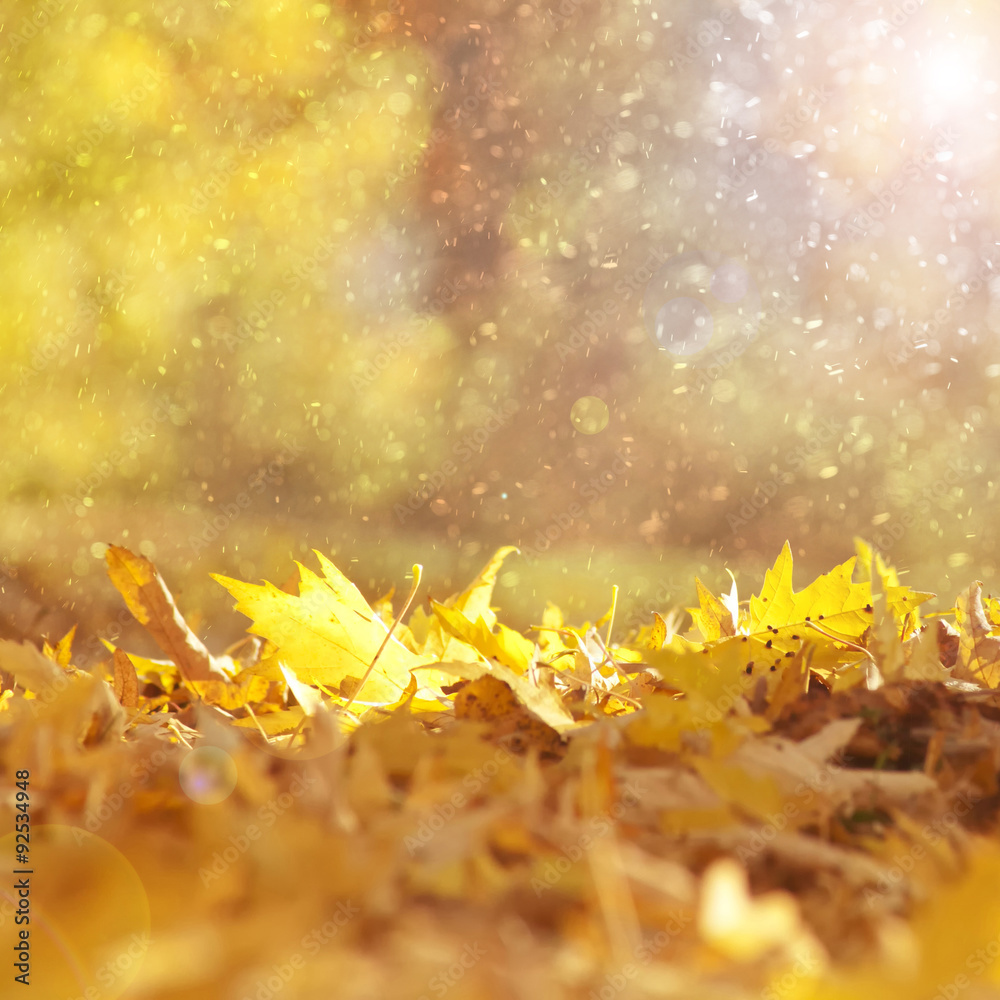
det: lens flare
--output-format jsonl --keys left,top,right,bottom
{"left": 919, "top": 39, "right": 984, "bottom": 122}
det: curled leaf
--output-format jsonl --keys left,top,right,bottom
{"left": 105, "top": 545, "right": 230, "bottom": 683}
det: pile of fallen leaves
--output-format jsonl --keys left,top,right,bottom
{"left": 4, "top": 540, "right": 1000, "bottom": 999}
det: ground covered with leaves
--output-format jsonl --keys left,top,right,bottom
{"left": 5, "top": 540, "right": 1000, "bottom": 1000}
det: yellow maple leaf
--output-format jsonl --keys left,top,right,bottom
{"left": 750, "top": 541, "right": 872, "bottom": 643}
{"left": 854, "top": 537, "right": 934, "bottom": 634}
{"left": 444, "top": 545, "right": 519, "bottom": 627}
{"left": 431, "top": 600, "right": 536, "bottom": 674}
{"left": 212, "top": 552, "right": 450, "bottom": 705}
{"left": 407, "top": 546, "right": 522, "bottom": 665}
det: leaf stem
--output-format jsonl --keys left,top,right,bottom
{"left": 343, "top": 564, "right": 423, "bottom": 710}
{"left": 605, "top": 585, "right": 619, "bottom": 648}
{"left": 805, "top": 619, "right": 883, "bottom": 688}
{"left": 804, "top": 619, "right": 876, "bottom": 665}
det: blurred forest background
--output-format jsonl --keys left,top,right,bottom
{"left": 1, "top": 0, "right": 998, "bottom": 658}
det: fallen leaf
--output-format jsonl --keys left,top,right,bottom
{"left": 954, "top": 581, "right": 1000, "bottom": 687}
{"left": 454, "top": 674, "right": 565, "bottom": 758}
{"left": 750, "top": 541, "right": 872, "bottom": 643}
{"left": 213, "top": 553, "right": 451, "bottom": 705}
{"left": 105, "top": 545, "right": 230, "bottom": 682}
{"left": 112, "top": 648, "right": 139, "bottom": 708}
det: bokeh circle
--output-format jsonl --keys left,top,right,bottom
{"left": 642, "top": 251, "right": 761, "bottom": 365}
{"left": 179, "top": 745, "right": 238, "bottom": 804}
{"left": 0, "top": 825, "right": 150, "bottom": 999}
{"left": 570, "top": 396, "right": 610, "bottom": 434}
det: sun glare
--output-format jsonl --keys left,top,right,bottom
{"left": 919, "top": 40, "right": 984, "bottom": 120}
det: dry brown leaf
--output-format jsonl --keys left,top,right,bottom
{"left": 454, "top": 674, "right": 566, "bottom": 759}
{"left": 112, "top": 647, "right": 140, "bottom": 708}
{"left": 648, "top": 612, "right": 667, "bottom": 651}
{"left": 105, "top": 545, "right": 230, "bottom": 683}
{"left": 954, "top": 581, "right": 1000, "bottom": 687}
